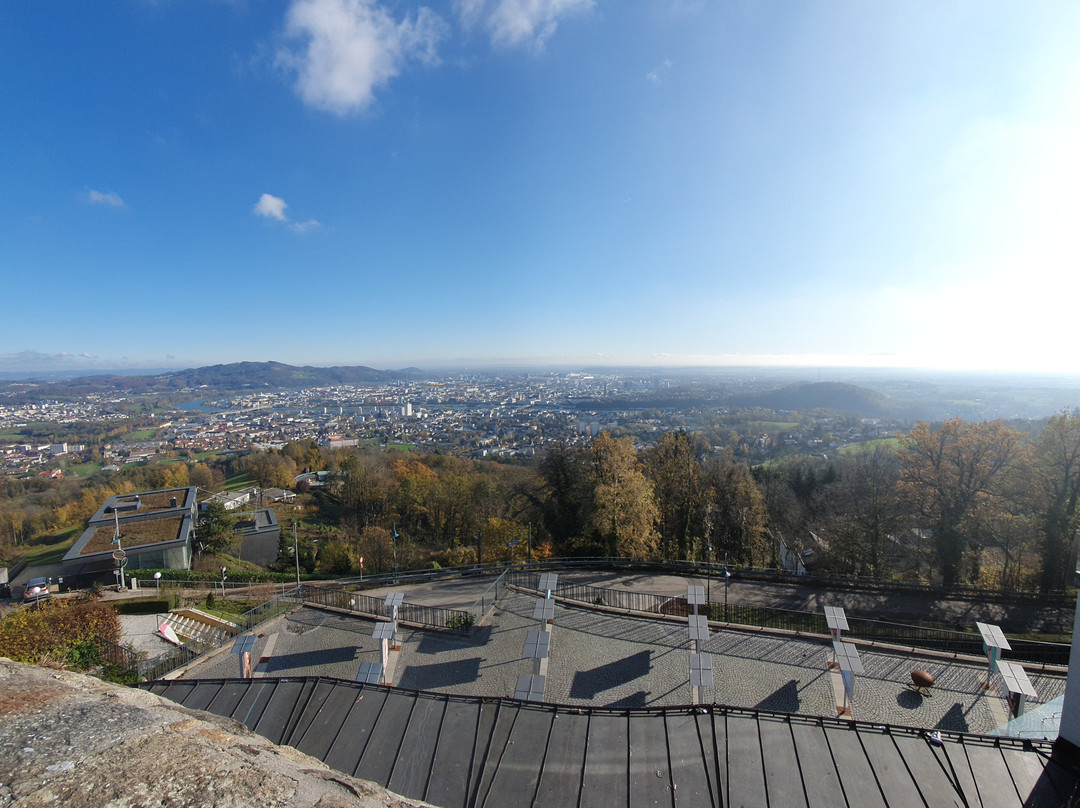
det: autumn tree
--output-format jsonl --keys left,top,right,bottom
{"left": 644, "top": 430, "right": 705, "bottom": 560}
{"left": 702, "top": 459, "right": 769, "bottom": 567}
{"left": 589, "top": 432, "right": 659, "bottom": 558}
{"left": 819, "top": 447, "right": 903, "bottom": 578}
{"left": 898, "top": 419, "right": 1025, "bottom": 585}
{"left": 536, "top": 443, "right": 591, "bottom": 546}
{"left": 188, "top": 462, "right": 216, "bottom": 493}
{"left": 1030, "top": 410, "right": 1080, "bottom": 591}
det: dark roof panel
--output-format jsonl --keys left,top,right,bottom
{"left": 388, "top": 694, "right": 445, "bottom": 799}
{"left": 425, "top": 700, "right": 483, "bottom": 808}
{"left": 534, "top": 710, "right": 590, "bottom": 807}
{"left": 141, "top": 677, "right": 1074, "bottom": 808}
{"left": 823, "top": 724, "right": 888, "bottom": 808}
{"left": 726, "top": 713, "right": 768, "bottom": 808}
{"left": 664, "top": 712, "right": 714, "bottom": 806}
{"left": 789, "top": 721, "right": 846, "bottom": 805}
{"left": 581, "top": 711, "right": 628, "bottom": 806}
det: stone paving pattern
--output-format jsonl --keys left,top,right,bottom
{"left": 184, "top": 590, "right": 1066, "bottom": 735}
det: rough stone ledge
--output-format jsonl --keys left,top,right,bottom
{"left": 0, "top": 658, "right": 432, "bottom": 808}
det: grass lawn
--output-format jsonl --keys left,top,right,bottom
{"left": 121, "top": 427, "right": 159, "bottom": 441}
{"left": 14, "top": 525, "right": 82, "bottom": 566}
{"left": 66, "top": 462, "right": 103, "bottom": 477}
{"left": 387, "top": 443, "right": 416, "bottom": 452}
{"left": 749, "top": 421, "right": 801, "bottom": 431}
{"left": 838, "top": 438, "right": 901, "bottom": 456}
{"left": 224, "top": 472, "right": 253, "bottom": 491}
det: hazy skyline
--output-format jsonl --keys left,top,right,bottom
{"left": 3, "top": 2, "right": 1079, "bottom": 375}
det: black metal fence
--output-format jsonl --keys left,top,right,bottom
{"left": 300, "top": 584, "right": 475, "bottom": 632}
{"left": 511, "top": 575, "right": 1071, "bottom": 667}
{"left": 93, "top": 635, "right": 139, "bottom": 672}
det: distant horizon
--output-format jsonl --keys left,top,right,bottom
{"left": 3, "top": 354, "right": 1080, "bottom": 386}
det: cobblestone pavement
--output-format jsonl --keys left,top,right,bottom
{"left": 183, "top": 592, "right": 1066, "bottom": 735}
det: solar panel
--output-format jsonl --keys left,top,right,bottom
{"left": 514, "top": 673, "right": 547, "bottom": 702}
{"left": 824, "top": 606, "right": 849, "bottom": 631}
{"left": 687, "top": 585, "right": 706, "bottom": 606}
{"left": 687, "top": 614, "right": 709, "bottom": 642}
{"left": 533, "top": 598, "right": 555, "bottom": 621}
{"left": 231, "top": 635, "right": 257, "bottom": 655}
{"left": 832, "top": 641, "right": 864, "bottom": 675}
{"left": 522, "top": 630, "right": 551, "bottom": 660}
{"left": 356, "top": 661, "right": 382, "bottom": 684}
{"left": 384, "top": 592, "right": 404, "bottom": 609}
{"left": 976, "top": 622, "right": 1012, "bottom": 651}
{"left": 372, "top": 622, "right": 395, "bottom": 640}
{"left": 997, "top": 660, "right": 1037, "bottom": 698}
{"left": 689, "top": 652, "right": 714, "bottom": 688}
{"left": 538, "top": 573, "right": 559, "bottom": 592}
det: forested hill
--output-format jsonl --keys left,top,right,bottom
{"left": 0, "top": 361, "right": 411, "bottom": 400}
{"left": 152, "top": 361, "right": 404, "bottom": 389}
{"left": 726, "top": 382, "right": 898, "bottom": 417}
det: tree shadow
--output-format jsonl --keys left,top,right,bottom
{"left": 896, "top": 689, "right": 924, "bottom": 710}
{"left": 754, "top": 679, "right": 800, "bottom": 713}
{"left": 934, "top": 702, "right": 970, "bottom": 733}
{"left": 396, "top": 657, "right": 483, "bottom": 690}
{"left": 570, "top": 651, "right": 652, "bottom": 700}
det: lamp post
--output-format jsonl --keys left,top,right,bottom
{"left": 31, "top": 586, "right": 42, "bottom": 610}
{"left": 707, "top": 544, "right": 712, "bottom": 616}
{"left": 154, "top": 571, "right": 161, "bottom": 596}
{"left": 293, "top": 521, "right": 300, "bottom": 588}
{"left": 392, "top": 523, "right": 400, "bottom": 576}
{"left": 221, "top": 565, "right": 228, "bottom": 598}
{"left": 722, "top": 552, "right": 732, "bottom": 622}
{"left": 113, "top": 510, "right": 125, "bottom": 591}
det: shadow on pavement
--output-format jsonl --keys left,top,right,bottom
{"left": 570, "top": 650, "right": 651, "bottom": 700}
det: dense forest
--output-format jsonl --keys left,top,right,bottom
{"left": 3, "top": 412, "right": 1080, "bottom": 593}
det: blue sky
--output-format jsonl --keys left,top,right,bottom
{"left": 3, "top": 1, "right": 1079, "bottom": 374}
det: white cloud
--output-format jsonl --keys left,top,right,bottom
{"left": 253, "top": 193, "right": 289, "bottom": 221}
{"left": 456, "top": 0, "right": 592, "bottom": 50}
{"left": 280, "top": 0, "right": 446, "bottom": 115}
{"left": 87, "top": 189, "right": 125, "bottom": 208}
{"left": 290, "top": 219, "right": 322, "bottom": 234}
{"left": 253, "top": 193, "right": 322, "bottom": 234}
{"left": 646, "top": 59, "right": 672, "bottom": 87}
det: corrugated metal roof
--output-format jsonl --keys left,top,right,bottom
{"left": 142, "top": 676, "right": 1078, "bottom": 807}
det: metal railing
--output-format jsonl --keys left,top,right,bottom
{"left": 299, "top": 583, "right": 474, "bottom": 632}
{"left": 467, "top": 568, "right": 509, "bottom": 621}
{"left": 514, "top": 575, "right": 1072, "bottom": 667}
{"left": 93, "top": 635, "right": 139, "bottom": 672}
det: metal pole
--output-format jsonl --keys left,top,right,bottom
{"left": 294, "top": 522, "right": 300, "bottom": 587}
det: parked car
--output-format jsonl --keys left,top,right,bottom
{"left": 23, "top": 577, "right": 52, "bottom": 604}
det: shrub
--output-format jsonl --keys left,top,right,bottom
{"left": 446, "top": 613, "right": 475, "bottom": 632}
{"left": 0, "top": 597, "right": 121, "bottom": 667}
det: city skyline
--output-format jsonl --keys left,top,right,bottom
{"left": 3, "top": 2, "right": 1079, "bottom": 375}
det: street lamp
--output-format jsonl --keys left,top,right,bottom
{"left": 221, "top": 565, "right": 228, "bottom": 598}
{"left": 392, "top": 523, "right": 400, "bottom": 576}
{"left": 154, "top": 571, "right": 161, "bottom": 596}
{"left": 707, "top": 544, "right": 712, "bottom": 615}
{"left": 722, "top": 552, "right": 732, "bottom": 622}
{"left": 31, "top": 586, "right": 42, "bottom": 610}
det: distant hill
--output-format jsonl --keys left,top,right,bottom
{"left": 153, "top": 361, "right": 402, "bottom": 389}
{"left": 727, "top": 382, "right": 896, "bottom": 417}
{"left": 0, "top": 361, "right": 415, "bottom": 401}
